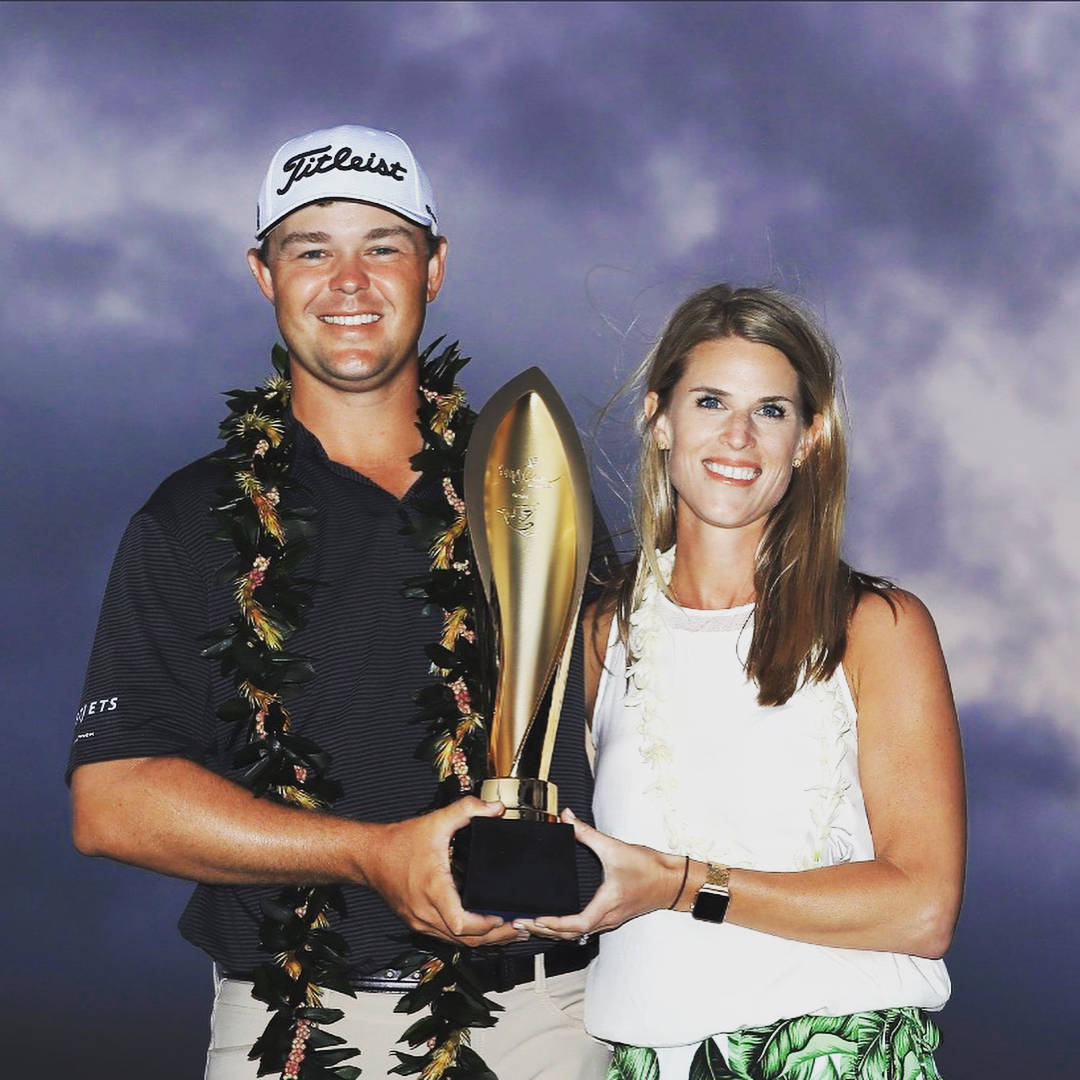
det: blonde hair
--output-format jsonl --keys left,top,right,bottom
{"left": 611, "top": 283, "right": 887, "bottom": 706}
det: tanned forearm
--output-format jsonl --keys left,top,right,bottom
{"left": 71, "top": 755, "right": 521, "bottom": 946}
{"left": 71, "top": 756, "right": 378, "bottom": 885}
{"left": 673, "top": 857, "right": 960, "bottom": 960}
{"left": 527, "top": 813, "right": 961, "bottom": 960}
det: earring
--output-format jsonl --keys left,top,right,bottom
{"left": 792, "top": 457, "right": 802, "bottom": 469}
{"left": 657, "top": 440, "right": 669, "bottom": 451}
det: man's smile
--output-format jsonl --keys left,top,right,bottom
{"left": 319, "top": 313, "right": 382, "bottom": 326}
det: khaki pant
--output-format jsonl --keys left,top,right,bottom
{"left": 205, "top": 958, "right": 610, "bottom": 1080}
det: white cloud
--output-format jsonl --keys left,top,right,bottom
{"left": 0, "top": 54, "right": 255, "bottom": 257}
{"left": 93, "top": 287, "right": 155, "bottom": 329}
{"left": 837, "top": 263, "right": 1080, "bottom": 738}
{"left": 0, "top": 53, "right": 266, "bottom": 344}
{"left": 394, "top": 1, "right": 495, "bottom": 51}
{"left": 992, "top": 5, "right": 1080, "bottom": 226}
{"left": 646, "top": 148, "right": 724, "bottom": 259}
{"left": 641, "top": 129, "right": 827, "bottom": 263}
{"left": 936, "top": 2, "right": 985, "bottom": 89}
{"left": 826, "top": 6, "right": 1080, "bottom": 739}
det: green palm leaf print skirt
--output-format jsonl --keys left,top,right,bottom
{"left": 608, "top": 1007, "right": 941, "bottom": 1080}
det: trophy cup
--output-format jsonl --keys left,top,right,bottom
{"left": 460, "top": 367, "right": 593, "bottom": 917}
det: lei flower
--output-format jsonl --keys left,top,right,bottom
{"left": 204, "top": 339, "right": 498, "bottom": 1080}
{"left": 628, "top": 548, "right": 855, "bottom": 871}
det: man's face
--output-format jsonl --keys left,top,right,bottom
{"left": 247, "top": 200, "right": 446, "bottom": 398}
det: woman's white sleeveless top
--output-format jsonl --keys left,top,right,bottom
{"left": 586, "top": 594, "right": 950, "bottom": 1049}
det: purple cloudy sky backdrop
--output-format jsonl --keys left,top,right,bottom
{"left": 2, "top": 2, "right": 1077, "bottom": 1075}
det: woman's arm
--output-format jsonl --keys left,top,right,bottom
{"left": 530, "top": 589, "right": 966, "bottom": 959}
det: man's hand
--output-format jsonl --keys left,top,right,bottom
{"left": 363, "top": 797, "right": 526, "bottom": 947}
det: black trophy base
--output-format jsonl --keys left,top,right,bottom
{"left": 459, "top": 816, "right": 579, "bottom": 918}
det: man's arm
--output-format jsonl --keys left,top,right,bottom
{"left": 72, "top": 755, "right": 521, "bottom": 946}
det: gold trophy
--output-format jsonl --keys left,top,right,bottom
{"left": 460, "top": 367, "right": 593, "bottom": 917}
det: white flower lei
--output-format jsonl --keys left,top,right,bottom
{"left": 624, "top": 548, "right": 855, "bottom": 871}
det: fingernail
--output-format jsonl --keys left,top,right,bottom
{"left": 512, "top": 920, "right": 525, "bottom": 931}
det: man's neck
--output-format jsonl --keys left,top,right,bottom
{"left": 291, "top": 370, "right": 424, "bottom": 499}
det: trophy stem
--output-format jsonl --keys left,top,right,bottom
{"left": 535, "top": 615, "right": 580, "bottom": 781}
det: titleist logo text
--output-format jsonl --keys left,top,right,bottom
{"left": 278, "top": 144, "right": 408, "bottom": 196}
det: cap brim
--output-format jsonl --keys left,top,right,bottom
{"left": 256, "top": 194, "right": 436, "bottom": 241}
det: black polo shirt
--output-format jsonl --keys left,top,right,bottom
{"left": 68, "top": 419, "right": 602, "bottom": 974}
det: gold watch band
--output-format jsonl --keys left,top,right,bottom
{"left": 705, "top": 862, "right": 730, "bottom": 889}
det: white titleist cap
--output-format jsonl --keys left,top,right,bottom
{"left": 255, "top": 124, "right": 439, "bottom": 240}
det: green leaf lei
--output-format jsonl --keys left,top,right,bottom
{"left": 204, "top": 339, "right": 499, "bottom": 1079}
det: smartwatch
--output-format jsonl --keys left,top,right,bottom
{"left": 690, "top": 862, "right": 731, "bottom": 923}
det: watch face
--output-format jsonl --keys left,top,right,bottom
{"left": 691, "top": 884, "right": 730, "bottom": 924}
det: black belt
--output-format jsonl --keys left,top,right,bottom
{"left": 464, "top": 937, "right": 598, "bottom": 994}
{"left": 222, "top": 938, "right": 597, "bottom": 995}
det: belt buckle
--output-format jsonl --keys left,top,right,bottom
{"left": 354, "top": 965, "right": 422, "bottom": 994}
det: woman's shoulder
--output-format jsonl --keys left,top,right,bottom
{"left": 845, "top": 584, "right": 947, "bottom": 706}
{"left": 849, "top": 583, "right": 937, "bottom": 640}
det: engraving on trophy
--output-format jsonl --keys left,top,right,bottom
{"left": 495, "top": 456, "right": 562, "bottom": 536}
{"left": 496, "top": 503, "right": 535, "bottom": 534}
{"left": 497, "top": 457, "right": 559, "bottom": 489}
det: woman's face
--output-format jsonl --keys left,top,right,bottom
{"left": 646, "top": 337, "right": 820, "bottom": 541}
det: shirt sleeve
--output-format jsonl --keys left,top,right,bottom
{"left": 66, "top": 503, "right": 217, "bottom": 781}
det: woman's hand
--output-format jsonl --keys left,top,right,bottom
{"left": 515, "top": 809, "right": 685, "bottom": 940}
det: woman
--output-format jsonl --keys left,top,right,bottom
{"left": 524, "top": 285, "right": 965, "bottom": 1079}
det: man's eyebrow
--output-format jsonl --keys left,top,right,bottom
{"left": 275, "top": 224, "right": 421, "bottom": 254}
{"left": 277, "top": 230, "right": 331, "bottom": 250}
{"left": 366, "top": 225, "right": 414, "bottom": 240}
{"left": 364, "top": 225, "right": 421, "bottom": 248}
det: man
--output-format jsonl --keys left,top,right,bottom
{"left": 69, "top": 125, "right": 608, "bottom": 1080}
